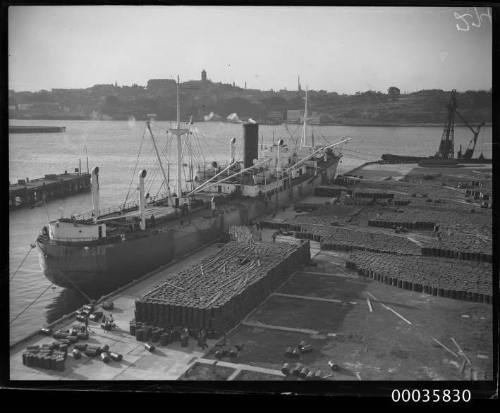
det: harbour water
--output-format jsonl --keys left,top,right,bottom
{"left": 8, "top": 119, "right": 492, "bottom": 344}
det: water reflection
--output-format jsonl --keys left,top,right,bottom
{"left": 44, "top": 280, "right": 129, "bottom": 325}
{"left": 45, "top": 288, "right": 88, "bottom": 324}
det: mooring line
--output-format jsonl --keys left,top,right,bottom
{"left": 10, "top": 284, "right": 53, "bottom": 325}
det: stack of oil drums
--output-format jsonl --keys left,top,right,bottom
{"left": 22, "top": 343, "right": 66, "bottom": 371}
{"left": 132, "top": 241, "right": 310, "bottom": 337}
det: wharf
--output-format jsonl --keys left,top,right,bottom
{"left": 9, "top": 172, "right": 91, "bottom": 210}
{"left": 9, "top": 125, "right": 66, "bottom": 133}
{"left": 9, "top": 161, "right": 492, "bottom": 381}
{"left": 9, "top": 230, "right": 492, "bottom": 381}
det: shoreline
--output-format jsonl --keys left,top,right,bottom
{"left": 9, "top": 118, "right": 492, "bottom": 128}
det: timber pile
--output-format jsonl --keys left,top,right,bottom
{"left": 229, "top": 225, "right": 255, "bottom": 243}
{"left": 346, "top": 251, "right": 492, "bottom": 303}
{"left": 133, "top": 240, "right": 310, "bottom": 335}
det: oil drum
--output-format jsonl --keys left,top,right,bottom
{"left": 85, "top": 348, "right": 97, "bottom": 357}
{"left": 129, "top": 321, "right": 136, "bottom": 336}
{"left": 300, "top": 344, "right": 313, "bottom": 354}
{"left": 109, "top": 352, "right": 123, "bottom": 362}
{"left": 100, "top": 352, "right": 111, "bottom": 363}
{"left": 77, "top": 332, "right": 89, "bottom": 340}
{"left": 292, "top": 363, "right": 303, "bottom": 376}
{"left": 328, "top": 360, "right": 339, "bottom": 371}
{"left": 55, "top": 357, "right": 65, "bottom": 371}
{"left": 151, "top": 329, "right": 161, "bottom": 343}
{"left": 299, "top": 367, "right": 309, "bottom": 378}
{"left": 136, "top": 328, "right": 145, "bottom": 342}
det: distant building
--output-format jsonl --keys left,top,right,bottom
{"left": 287, "top": 109, "right": 303, "bottom": 123}
{"left": 17, "top": 103, "right": 34, "bottom": 111}
{"left": 388, "top": 86, "right": 401, "bottom": 100}
{"left": 266, "top": 110, "right": 284, "bottom": 123}
{"left": 286, "top": 109, "right": 320, "bottom": 124}
{"left": 91, "top": 84, "right": 115, "bottom": 93}
{"left": 201, "top": 69, "right": 207, "bottom": 82}
{"left": 308, "top": 111, "right": 321, "bottom": 125}
{"left": 146, "top": 79, "right": 176, "bottom": 93}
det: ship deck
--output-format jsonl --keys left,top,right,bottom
{"left": 10, "top": 162, "right": 492, "bottom": 381}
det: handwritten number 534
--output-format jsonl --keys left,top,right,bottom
{"left": 454, "top": 7, "right": 492, "bottom": 32}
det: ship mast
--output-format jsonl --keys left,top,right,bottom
{"left": 169, "top": 76, "right": 189, "bottom": 198}
{"left": 301, "top": 87, "right": 309, "bottom": 149}
{"left": 146, "top": 117, "right": 171, "bottom": 205}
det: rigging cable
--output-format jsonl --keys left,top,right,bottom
{"left": 123, "top": 126, "right": 147, "bottom": 208}
{"left": 10, "top": 243, "right": 36, "bottom": 281}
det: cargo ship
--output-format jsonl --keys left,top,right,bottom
{"left": 36, "top": 81, "right": 349, "bottom": 293}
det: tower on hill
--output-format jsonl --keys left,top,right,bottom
{"left": 201, "top": 70, "right": 207, "bottom": 82}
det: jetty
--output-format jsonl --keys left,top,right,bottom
{"left": 9, "top": 125, "right": 66, "bottom": 134}
{"left": 9, "top": 170, "right": 91, "bottom": 210}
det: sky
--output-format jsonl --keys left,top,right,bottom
{"left": 9, "top": 6, "right": 492, "bottom": 94}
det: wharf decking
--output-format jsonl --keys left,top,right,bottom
{"left": 9, "top": 172, "right": 91, "bottom": 209}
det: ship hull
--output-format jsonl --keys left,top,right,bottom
{"left": 37, "top": 158, "right": 340, "bottom": 293}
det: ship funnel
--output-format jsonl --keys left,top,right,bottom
{"left": 139, "top": 169, "right": 147, "bottom": 231}
{"left": 91, "top": 166, "right": 100, "bottom": 222}
{"left": 230, "top": 137, "right": 236, "bottom": 163}
{"left": 243, "top": 122, "right": 259, "bottom": 169}
{"left": 276, "top": 139, "right": 284, "bottom": 176}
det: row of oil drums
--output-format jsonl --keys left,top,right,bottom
{"left": 73, "top": 344, "right": 122, "bottom": 362}
{"left": 348, "top": 262, "right": 492, "bottom": 304}
{"left": 132, "top": 321, "right": 193, "bottom": 347}
{"left": 259, "top": 220, "right": 301, "bottom": 231}
{"left": 322, "top": 234, "right": 420, "bottom": 255}
{"left": 421, "top": 247, "right": 492, "bottom": 263}
{"left": 295, "top": 231, "right": 322, "bottom": 242}
{"left": 368, "top": 220, "right": 435, "bottom": 230}
{"left": 281, "top": 363, "right": 324, "bottom": 380}
{"left": 354, "top": 192, "right": 394, "bottom": 199}
{"left": 322, "top": 240, "right": 403, "bottom": 255}
{"left": 135, "top": 301, "right": 215, "bottom": 331}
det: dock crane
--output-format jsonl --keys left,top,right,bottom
{"left": 456, "top": 110, "right": 485, "bottom": 160}
{"left": 436, "top": 89, "right": 485, "bottom": 160}
{"left": 436, "top": 89, "right": 457, "bottom": 159}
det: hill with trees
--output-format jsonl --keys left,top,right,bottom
{"left": 8, "top": 78, "right": 491, "bottom": 126}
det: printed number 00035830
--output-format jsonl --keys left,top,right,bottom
{"left": 391, "top": 389, "right": 471, "bottom": 403}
